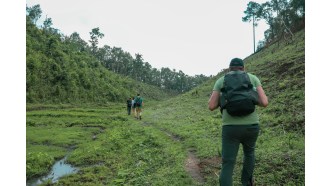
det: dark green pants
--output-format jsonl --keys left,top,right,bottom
{"left": 220, "top": 124, "right": 259, "bottom": 186}
{"left": 127, "top": 106, "right": 131, "bottom": 115}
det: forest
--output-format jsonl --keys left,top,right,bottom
{"left": 242, "top": 0, "right": 304, "bottom": 51}
{"left": 26, "top": 4, "right": 210, "bottom": 104}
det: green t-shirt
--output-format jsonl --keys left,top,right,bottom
{"left": 134, "top": 96, "right": 143, "bottom": 108}
{"left": 213, "top": 72, "right": 262, "bottom": 125}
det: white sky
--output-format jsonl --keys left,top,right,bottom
{"left": 26, "top": 0, "right": 269, "bottom": 76}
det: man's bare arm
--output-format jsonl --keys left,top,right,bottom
{"left": 256, "top": 86, "right": 268, "bottom": 107}
{"left": 208, "top": 91, "right": 220, "bottom": 111}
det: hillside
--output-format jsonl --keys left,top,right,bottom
{"left": 26, "top": 18, "right": 174, "bottom": 104}
{"left": 194, "top": 29, "right": 305, "bottom": 132}
{"left": 244, "top": 30, "right": 305, "bottom": 131}
{"left": 142, "top": 29, "right": 305, "bottom": 184}
{"left": 26, "top": 3, "right": 212, "bottom": 104}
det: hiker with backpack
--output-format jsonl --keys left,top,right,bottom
{"left": 208, "top": 58, "right": 268, "bottom": 186}
{"left": 126, "top": 97, "right": 132, "bottom": 115}
{"left": 134, "top": 93, "right": 144, "bottom": 120}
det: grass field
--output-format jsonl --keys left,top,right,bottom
{"left": 26, "top": 29, "right": 305, "bottom": 186}
{"left": 27, "top": 93, "right": 304, "bottom": 185}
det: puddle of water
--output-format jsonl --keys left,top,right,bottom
{"left": 27, "top": 156, "right": 78, "bottom": 186}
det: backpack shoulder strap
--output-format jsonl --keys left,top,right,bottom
{"left": 220, "top": 73, "right": 229, "bottom": 93}
{"left": 242, "top": 72, "right": 253, "bottom": 89}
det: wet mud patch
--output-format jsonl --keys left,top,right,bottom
{"left": 199, "top": 156, "right": 221, "bottom": 179}
{"left": 185, "top": 150, "right": 204, "bottom": 184}
{"left": 185, "top": 149, "right": 222, "bottom": 184}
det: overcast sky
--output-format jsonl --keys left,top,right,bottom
{"left": 26, "top": 0, "right": 269, "bottom": 76}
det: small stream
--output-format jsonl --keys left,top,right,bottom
{"left": 27, "top": 156, "right": 78, "bottom": 186}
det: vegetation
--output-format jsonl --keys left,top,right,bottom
{"left": 243, "top": 0, "right": 305, "bottom": 51}
{"left": 26, "top": 4, "right": 210, "bottom": 104}
{"left": 26, "top": 104, "right": 192, "bottom": 185}
{"left": 26, "top": 2, "right": 304, "bottom": 185}
{"left": 27, "top": 29, "right": 304, "bottom": 185}
{"left": 26, "top": 17, "right": 174, "bottom": 103}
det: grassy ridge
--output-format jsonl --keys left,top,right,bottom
{"left": 245, "top": 29, "right": 305, "bottom": 132}
{"left": 26, "top": 30, "right": 305, "bottom": 185}
{"left": 143, "top": 29, "right": 305, "bottom": 184}
{"left": 27, "top": 20, "right": 174, "bottom": 104}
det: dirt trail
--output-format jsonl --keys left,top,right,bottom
{"left": 143, "top": 122, "right": 209, "bottom": 184}
{"left": 185, "top": 150, "right": 205, "bottom": 184}
{"left": 142, "top": 121, "right": 222, "bottom": 183}
{"left": 143, "top": 122, "right": 182, "bottom": 141}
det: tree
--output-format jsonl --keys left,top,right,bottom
{"left": 43, "top": 17, "right": 53, "bottom": 29}
{"left": 133, "top": 54, "right": 144, "bottom": 81}
{"left": 121, "top": 52, "right": 134, "bottom": 76}
{"left": 26, "top": 4, "right": 42, "bottom": 24}
{"left": 97, "top": 45, "right": 112, "bottom": 67}
{"left": 177, "top": 70, "right": 187, "bottom": 92}
{"left": 242, "top": 1, "right": 262, "bottom": 53}
{"left": 288, "top": 0, "right": 305, "bottom": 32}
{"left": 89, "top": 27, "right": 104, "bottom": 54}
{"left": 291, "top": 0, "right": 305, "bottom": 17}
{"left": 150, "top": 68, "right": 161, "bottom": 87}
{"left": 142, "top": 62, "right": 152, "bottom": 83}
{"left": 271, "top": 0, "right": 294, "bottom": 39}
{"left": 244, "top": 0, "right": 305, "bottom": 47}
{"left": 259, "top": 2, "right": 275, "bottom": 42}
{"left": 108, "top": 47, "right": 124, "bottom": 73}
{"left": 66, "top": 32, "right": 89, "bottom": 52}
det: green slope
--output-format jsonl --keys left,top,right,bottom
{"left": 143, "top": 29, "right": 305, "bottom": 185}
{"left": 26, "top": 19, "right": 173, "bottom": 104}
{"left": 244, "top": 29, "right": 305, "bottom": 132}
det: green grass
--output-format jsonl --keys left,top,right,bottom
{"left": 27, "top": 29, "right": 305, "bottom": 185}
{"left": 27, "top": 95, "right": 304, "bottom": 185}
{"left": 26, "top": 104, "right": 195, "bottom": 185}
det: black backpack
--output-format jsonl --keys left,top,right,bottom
{"left": 220, "top": 71, "right": 259, "bottom": 116}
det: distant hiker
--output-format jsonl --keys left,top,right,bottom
{"left": 134, "top": 93, "right": 144, "bottom": 120}
{"left": 131, "top": 96, "right": 135, "bottom": 116}
{"left": 208, "top": 58, "right": 268, "bottom": 186}
{"left": 126, "top": 97, "right": 132, "bottom": 115}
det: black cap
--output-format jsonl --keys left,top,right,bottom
{"left": 229, "top": 58, "right": 244, "bottom": 67}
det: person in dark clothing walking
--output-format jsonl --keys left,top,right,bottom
{"left": 208, "top": 58, "right": 268, "bottom": 186}
{"left": 127, "top": 97, "right": 132, "bottom": 115}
